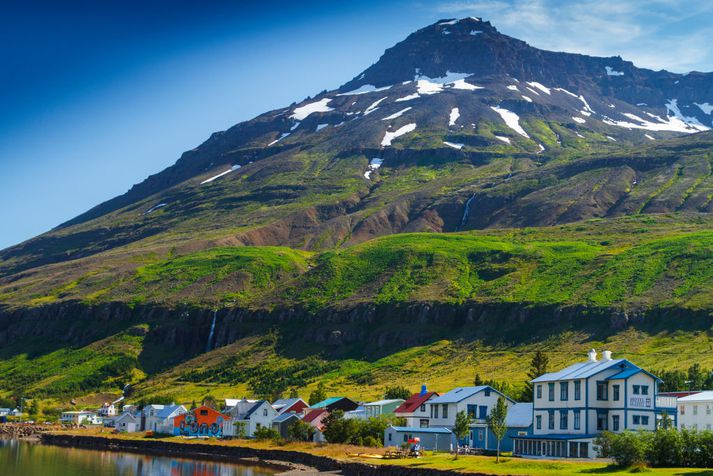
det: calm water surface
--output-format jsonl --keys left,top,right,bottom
{"left": 0, "top": 439, "right": 279, "bottom": 476}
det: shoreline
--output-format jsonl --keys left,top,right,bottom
{"left": 40, "top": 433, "right": 485, "bottom": 475}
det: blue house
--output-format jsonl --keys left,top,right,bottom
{"left": 470, "top": 402, "right": 533, "bottom": 452}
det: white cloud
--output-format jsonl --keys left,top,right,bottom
{"left": 433, "top": 0, "right": 713, "bottom": 72}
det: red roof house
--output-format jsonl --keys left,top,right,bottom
{"left": 394, "top": 389, "right": 439, "bottom": 428}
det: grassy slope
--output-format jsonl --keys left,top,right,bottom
{"left": 3, "top": 215, "right": 713, "bottom": 406}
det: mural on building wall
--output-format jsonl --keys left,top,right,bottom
{"left": 172, "top": 406, "right": 229, "bottom": 437}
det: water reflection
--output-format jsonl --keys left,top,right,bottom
{"left": 0, "top": 439, "right": 277, "bottom": 476}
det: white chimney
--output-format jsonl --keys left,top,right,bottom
{"left": 602, "top": 350, "right": 612, "bottom": 361}
{"left": 588, "top": 349, "right": 598, "bottom": 362}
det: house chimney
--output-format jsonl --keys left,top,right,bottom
{"left": 602, "top": 350, "right": 612, "bottom": 361}
{"left": 588, "top": 349, "right": 598, "bottom": 362}
{"left": 420, "top": 384, "right": 427, "bottom": 396}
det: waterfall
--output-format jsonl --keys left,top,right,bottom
{"left": 457, "top": 194, "right": 476, "bottom": 231}
{"left": 206, "top": 310, "right": 217, "bottom": 353}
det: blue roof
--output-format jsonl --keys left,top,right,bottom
{"left": 311, "top": 397, "right": 345, "bottom": 408}
{"left": 390, "top": 426, "right": 452, "bottom": 434}
{"left": 531, "top": 359, "right": 641, "bottom": 383}
{"left": 155, "top": 405, "right": 184, "bottom": 419}
{"left": 273, "top": 412, "right": 300, "bottom": 423}
{"left": 430, "top": 386, "right": 513, "bottom": 404}
{"left": 606, "top": 367, "right": 663, "bottom": 383}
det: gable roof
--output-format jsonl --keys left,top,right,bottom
{"left": 395, "top": 392, "right": 439, "bottom": 414}
{"left": 531, "top": 358, "right": 661, "bottom": 383}
{"left": 364, "top": 399, "right": 404, "bottom": 407}
{"left": 225, "top": 398, "right": 256, "bottom": 409}
{"left": 303, "top": 408, "right": 327, "bottom": 423}
{"left": 243, "top": 400, "right": 269, "bottom": 419}
{"left": 310, "top": 397, "right": 344, "bottom": 408}
{"left": 115, "top": 412, "right": 137, "bottom": 423}
{"left": 430, "top": 386, "right": 513, "bottom": 404}
{"left": 155, "top": 404, "right": 184, "bottom": 419}
{"left": 272, "top": 398, "right": 306, "bottom": 413}
{"left": 273, "top": 412, "right": 301, "bottom": 423}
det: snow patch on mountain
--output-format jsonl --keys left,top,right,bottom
{"left": 364, "top": 97, "right": 388, "bottom": 115}
{"left": 268, "top": 133, "right": 290, "bottom": 146}
{"left": 605, "top": 66, "right": 624, "bottom": 76}
{"left": 443, "top": 141, "right": 464, "bottom": 149}
{"left": 521, "top": 95, "right": 533, "bottom": 103}
{"left": 395, "top": 93, "right": 420, "bottom": 102}
{"left": 364, "top": 158, "right": 384, "bottom": 179}
{"left": 201, "top": 165, "right": 241, "bottom": 184}
{"left": 507, "top": 85, "right": 519, "bottom": 91}
{"left": 316, "top": 124, "right": 329, "bottom": 132}
{"left": 143, "top": 203, "right": 167, "bottom": 215}
{"left": 527, "top": 82, "right": 551, "bottom": 95}
{"left": 337, "top": 84, "right": 392, "bottom": 96}
{"left": 382, "top": 107, "right": 412, "bottom": 121}
{"left": 494, "top": 135, "right": 511, "bottom": 144}
{"left": 695, "top": 102, "right": 713, "bottom": 115}
{"left": 491, "top": 106, "right": 530, "bottom": 138}
{"left": 290, "top": 99, "right": 333, "bottom": 120}
{"left": 451, "top": 79, "right": 483, "bottom": 90}
{"left": 413, "top": 71, "right": 473, "bottom": 95}
{"left": 573, "top": 117, "right": 586, "bottom": 124}
{"left": 381, "top": 123, "right": 417, "bottom": 146}
{"left": 449, "top": 107, "right": 460, "bottom": 126}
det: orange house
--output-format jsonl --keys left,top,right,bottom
{"left": 173, "top": 406, "right": 230, "bottom": 437}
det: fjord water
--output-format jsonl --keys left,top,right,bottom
{"left": 0, "top": 440, "right": 277, "bottom": 476}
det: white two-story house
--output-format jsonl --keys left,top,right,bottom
{"left": 513, "top": 349, "right": 677, "bottom": 459}
{"left": 428, "top": 386, "right": 515, "bottom": 443}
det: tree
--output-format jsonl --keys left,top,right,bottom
{"left": 452, "top": 411, "right": 470, "bottom": 460}
{"left": 521, "top": 351, "right": 549, "bottom": 402}
{"left": 253, "top": 426, "right": 280, "bottom": 440}
{"left": 202, "top": 394, "right": 217, "bottom": 410}
{"left": 473, "top": 373, "right": 484, "bottom": 386}
{"left": 233, "top": 421, "right": 247, "bottom": 439}
{"left": 190, "top": 400, "right": 197, "bottom": 410}
{"left": 289, "top": 388, "right": 299, "bottom": 399}
{"left": 287, "top": 419, "right": 314, "bottom": 442}
{"left": 322, "top": 410, "right": 355, "bottom": 443}
{"left": 27, "top": 399, "right": 39, "bottom": 418}
{"left": 488, "top": 397, "right": 509, "bottom": 463}
{"left": 384, "top": 385, "right": 411, "bottom": 400}
{"left": 308, "top": 382, "right": 327, "bottom": 406}
{"left": 688, "top": 364, "right": 706, "bottom": 390}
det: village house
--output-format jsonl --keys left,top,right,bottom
{"left": 272, "top": 398, "right": 308, "bottom": 415}
{"left": 309, "top": 397, "right": 358, "bottom": 412}
{"left": 272, "top": 412, "right": 302, "bottom": 439}
{"left": 514, "top": 349, "right": 678, "bottom": 459}
{"left": 113, "top": 412, "right": 138, "bottom": 432}
{"left": 343, "top": 405, "right": 367, "bottom": 420}
{"left": 394, "top": 387, "right": 440, "bottom": 428}
{"left": 428, "top": 385, "right": 515, "bottom": 440}
{"left": 146, "top": 404, "right": 186, "bottom": 434}
{"left": 97, "top": 402, "right": 117, "bottom": 418}
{"left": 302, "top": 408, "right": 329, "bottom": 442}
{"left": 223, "top": 399, "right": 277, "bottom": 437}
{"left": 678, "top": 391, "right": 713, "bottom": 431}
{"left": 364, "top": 399, "right": 405, "bottom": 418}
{"left": 173, "top": 406, "right": 229, "bottom": 437}
{"left": 470, "top": 402, "right": 533, "bottom": 452}
{"left": 60, "top": 410, "right": 101, "bottom": 425}
{"left": 384, "top": 426, "right": 454, "bottom": 451}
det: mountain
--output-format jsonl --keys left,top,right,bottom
{"left": 2, "top": 18, "right": 713, "bottom": 403}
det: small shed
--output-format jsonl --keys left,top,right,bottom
{"left": 272, "top": 412, "right": 302, "bottom": 439}
{"left": 384, "top": 426, "right": 453, "bottom": 451}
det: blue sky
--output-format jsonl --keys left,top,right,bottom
{"left": 1, "top": 0, "right": 712, "bottom": 250}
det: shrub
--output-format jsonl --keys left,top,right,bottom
{"left": 648, "top": 428, "right": 682, "bottom": 467}
{"left": 253, "top": 426, "right": 280, "bottom": 440}
{"left": 609, "top": 431, "right": 649, "bottom": 467}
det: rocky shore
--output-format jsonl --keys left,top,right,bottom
{"left": 41, "top": 433, "right": 494, "bottom": 475}
{"left": 0, "top": 423, "right": 59, "bottom": 440}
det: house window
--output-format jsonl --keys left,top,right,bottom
{"left": 694, "top": 405, "right": 699, "bottom": 416}
{"left": 596, "top": 382, "right": 608, "bottom": 400}
{"left": 200, "top": 410, "right": 208, "bottom": 415}
{"left": 707, "top": 405, "right": 711, "bottom": 416}
{"left": 680, "top": 406, "right": 685, "bottom": 415}
{"left": 403, "top": 434, "right": 408, "bottom": 442}
{"left": 388, "top": 433, "right": 392, "bottom": 441}
{"left": 574, "top": 411, "right": 581, "bottom": 430}
{"left": 548, "top": 411, "right": 555, "bottom": 430}
{"left": 574, "top": 381, "right": 581, "bottom": 401}
{"left": 467, "top": 404, "right": 477, "bottom": 419}
{"left": 613, "top": 384, "right": 620, "bottom": 401}
{"left": 633, "top": 415, "right": 641, "bottom": 425}
{"left": 442, "top": 404, "right": 449, "bottom": 419}
{"left": 597, "top": 413, "right": 608, "bottom": 431}
{"left": 548, "top": 383, "right": 555, "bottom": 401}
{"left": 484, "top": 388, "right": 491, "bottom": 397}
{"left": 420, "top": 404, "right": 426, "bottom": 412}
{"left": 612, "top": 415, "right": 620, "bottom": 432}
{"left": 560, "top": 410, "right": 568, "bottom": 430}
{"left": 479, "top": 406, "right": 488, "bottom": 420}
{"left": 419, "top": 419, "right": 429, "bottom": 428}
{"left": 560, "top": 382, "right": 568, "bottom": 401}
{"left": 536, "top": 415, "right": 542, "bottom": 430}
{"left": 641, "top": 385, "right": 649, "bottom": 395}
{"left": 537, "top": 385, "right": 542, "bottom": 399}
{"left": 263, "top": 409, "right": 268, "bottom": 416}
{"left": 478, "top": 429, "right": 484, "bottom": 441}
{"left": 633, "top": 385, "right": 640, "bottom": 395}
{"left": 432, "top": 405, "right": 438, "bottom": 419}
{"left": 642, "top": 416, "right": 649, "bottom": 425}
